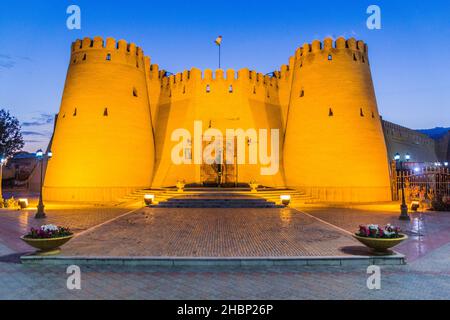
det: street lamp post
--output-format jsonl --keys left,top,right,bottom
{"left": 35, "top": 149, "right": 52, "bottom": 219}
{"left": 0, "top": 156, "right": 6, "bottom": 200}
{"left": 395, "top": 153, "right": 411, "bottom": 221}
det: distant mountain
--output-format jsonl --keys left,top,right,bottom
{"left": 417, "top": 127, "right": 450, "bottom": 140}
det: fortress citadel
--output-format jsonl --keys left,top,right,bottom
{"left": 44, "top": 36, "right": 419, "bottom": 202}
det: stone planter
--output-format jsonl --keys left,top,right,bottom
{"left": 20, "top": 235, "right": 74, "bottom": 256}
{"left": 353, "top": 234, "right": 408, "bottom": 255}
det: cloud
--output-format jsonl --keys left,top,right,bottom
{"left": 22, "top": 131, "right": 47, "bottom": 137}
{"left": 22, "top": 113, "right": 55, "bottom": 127}
{"left": 0, "top": 54, "right": 15, "bottom": 69}
{"left": 0, "top": 53, "right": 32, "bottom": 69}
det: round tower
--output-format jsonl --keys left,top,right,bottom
{"left": 44, "top": 36, "right": 155, "bottom": 202}
{"left": 283, "top": 37, "right": 391, "bottom": 202}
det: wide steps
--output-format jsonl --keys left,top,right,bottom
{"left": 155, "top": 197, "right": 283, "bottom": 208}
{"left": 120, "top": 187, "right": 318, "bottom": 205}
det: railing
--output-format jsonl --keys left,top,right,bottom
{"left": 392, "top": 162, "right": 450, "bottom": 202}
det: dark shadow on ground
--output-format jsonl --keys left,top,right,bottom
{"left": 340, "top": 246, "right": 375, "bottom": 256}
{"left": 0, "top": 252, "right": 29, "bottom": 264}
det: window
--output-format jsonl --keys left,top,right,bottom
{"left": 133, "top": 87, "right": 138, "bottom": 97}
{"left": 73, "top": 59, "right": 77, "bottom": 64}
{"left": 328, "top": 54, "right": 333, "bottom": 61}
{"left": 253, "top": 86, "right": 256, "bottom": 94}
{"left": 229, "top": 85, "right": 233, "bottom": 93}
{"left": 106, "top": 53, "right": 111, "bottom": 61}
{"left": 206, "top": 84, "right": 211, "bottom": 93}
{"left": 104, "top": 108, "right": 108, "bottom": 116}
{"left": 300, "top": 90, "right": 305, "bottom": 97}
{"left": 83, "top": 54, "right": 87, "bottom": 61}
{"left": 329, "top": 108, "right": 333, "bottom": 117}
{"left": 73, "top": 108, "right": 77, "bottom": 116}
{"left": 372, "top": 111, "right": 375, "bottom": 118}
{"left": 183, "top": 86, "right": 186, "bottom": 94}
{"left": 362, "top": 56, "right": 366, "bottom": 63}
{"left": 136, "top": 61, "right": 139, "bottom": 68}
{"left": 185, "top": 148, "right": 192, "bottom": 160}
{"left": 360, "top": 108, "right": 364, "bottom": 117}
{"left": 353, "top": 53, "right": 357, "bottom": 61}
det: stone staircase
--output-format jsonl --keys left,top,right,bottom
{"left": 120, "top": 187, "right": 315, "bottom": 208}
{"left": 157, "top": 196, "right": 282, "bottom": 208}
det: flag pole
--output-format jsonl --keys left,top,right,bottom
{"left": 215, "top": 36, "right": 222, "bottom": 69}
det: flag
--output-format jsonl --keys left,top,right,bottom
{"left": 215, "top": 36, "right": 223, "bottom": 46}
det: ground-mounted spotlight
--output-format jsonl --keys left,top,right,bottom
{"left": 144, "top": 194, "right": 155, "bottom": 206}
{"left": 18, "top": 198, "right": 29, "bottom": 209}
{"left": 280, "top": 195, "right": 291, "bottom": 206}
{"left": 414, "top": 167, "right": 420, "bottom": 173}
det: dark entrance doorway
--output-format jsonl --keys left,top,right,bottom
{"left": 201, "top": 137, "right": 238, "bottom": 187}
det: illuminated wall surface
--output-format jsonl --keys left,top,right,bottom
{"left": 283, "top": 38, "right": 391, "bottom": 202}
{"left": 45, "top": 36, "right": 395, "bottom": 202}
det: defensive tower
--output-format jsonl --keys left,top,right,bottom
{"left": 283, "top": 37, "right": 391, "bottom": 202}
{"left": 44, "top": 37, "right": 155, "bottom": 201}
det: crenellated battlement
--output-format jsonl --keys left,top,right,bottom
{"left": 156, "top": 66, "right": 292, "bottom": 89}
{"left": 296, "top": 37, "right": 367, "bottom": 57}
{"left": 72, "top": 36, "right": 144, "bottom": 56}
{"left": 154, "top": 67, "right": 287, "bottom": 103}
{"left": 70, "top": 36, "right": 146, "bottom": 68}
{"left": 289, "top": 37, "right": 371, "bottom": 69}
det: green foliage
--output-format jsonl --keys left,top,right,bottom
{"left": 0, "top": 109, "right": 24, "bottom": 158}
{"left": 3, "top": 197, "right": 17, "bottom": 208}
{"left": 431, "top": 198, "right": 450, "bottom": 212}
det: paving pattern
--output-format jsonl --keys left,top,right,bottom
{"left": 0, "top": 242, "right": 449, "bottom": 300}
{"left": 59, "top": 207, "right": 360, "bottom": 257}
{"left": 0, "top": 202, "right": 449, "bottom": 299}
{"left": 299, "top": 205, "right": 450, "bottom": 262}
{"left": 0, "top": 204, "right": 137, "bottom": 254}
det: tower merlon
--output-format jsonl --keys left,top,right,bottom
{"left": 72, "top": 36, "right": 145, "bottom": 57}
{"left": 299, "top": 37, "right": 368, "bottom": 56}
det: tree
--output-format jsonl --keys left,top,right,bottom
{"left": 0, "top": 109, "right": 24, "bottom": 158}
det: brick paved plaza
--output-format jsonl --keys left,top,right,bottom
{"left": 0, "top": 201, "right": 449, "bottom": 299}
{"left": 59, "top": 207, "right": 359, "bottom": 257}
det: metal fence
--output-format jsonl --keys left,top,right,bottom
{"left": 392, "top": 163, "right": 450, "bottom": 202}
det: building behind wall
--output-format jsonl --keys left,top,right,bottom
{"left": 382, "top": 121, "right": 450, "bottom": 164}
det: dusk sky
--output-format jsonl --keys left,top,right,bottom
{"left": 0, "top": 0, "right": 449, "bottom": 152}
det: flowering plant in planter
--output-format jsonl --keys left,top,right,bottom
{"left": 24, "top": 224, "right": 73, "bottom": 239}
{"left": 357, "top": 224, "right": 402, "bottom": 239}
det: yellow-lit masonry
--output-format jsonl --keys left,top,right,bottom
{"left": 44, "top": 36, "right": 391, "bottom": 203}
